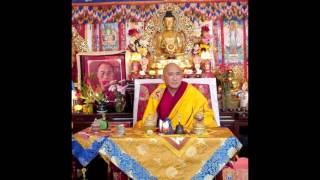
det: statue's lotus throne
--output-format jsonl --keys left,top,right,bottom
{"left": 133, "top": 78, "right": 221, "bottom": 127}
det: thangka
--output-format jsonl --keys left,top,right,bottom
{"left": 101, "top": 23, "right": 119, "bottom": 51}
{"left": 223, "top": 19, "right": 244, "bottom": 64}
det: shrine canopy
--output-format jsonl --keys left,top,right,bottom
{"left": 72, "top": 0, "right": 160, "bottom": 3}
{"left": 72, "top": 0, "right": 248, "bottom": 4}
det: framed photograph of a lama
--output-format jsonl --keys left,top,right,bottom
{"left": 76, "top": 51, "right": 126, "bottom": 90}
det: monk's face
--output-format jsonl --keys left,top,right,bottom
{"left": 97, "top": 63, "right": 115, "bottom": 88}
{"left": 163, "top": 64, "right": 183, "bottom": 90}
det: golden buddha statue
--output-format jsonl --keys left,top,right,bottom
{"left": 154, "top": 11, "right": 186, "bottom": 59}
{"left": 142, "top": 4, "right": 194, "bottom": 76}
{"left": 150, "top": 11, "right": 192, "bottom": 74}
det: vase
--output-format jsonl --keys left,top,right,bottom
{"left": 223, "top": 91, "right": 232, "bottom": 110}
{"left": 115, "top": 97, "right": 126, "bottom": 113}
{"left": 97, "top": 101, "right": 108, "bottom": 113}
{"left": 99, "top": 119, "right": 108, "bottom": 130}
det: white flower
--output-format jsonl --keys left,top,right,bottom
{"left": 117, "top": 84, "right": 128, "bottom": 95}
{"left": 108, "top": 85, "right": 116, "bottom": 92}
{"left": 115, "top": 84, "right": 120, "bottom": 90}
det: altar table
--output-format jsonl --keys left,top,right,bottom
{"left": 72, "top": 127, "right": 242, "bottom": 180}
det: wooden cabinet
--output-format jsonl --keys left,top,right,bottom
{"left": 219, "top": 111, "right": 236, "bottom": 135}
{"left": 232, "top": 111, "right": 248, "bottom": 157}
{"left": 233, "top": 111, "right": 248, "bottom": 139}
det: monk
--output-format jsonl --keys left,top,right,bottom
{"left": 135, "top": 63, "right": 217, "bottom": 131}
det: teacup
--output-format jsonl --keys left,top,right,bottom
{"left": 116, "top": 124, "right": 125, "bottom": 136}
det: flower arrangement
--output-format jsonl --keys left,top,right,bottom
{"left": 128, "top": 28, "right": 143, "bottom": 53}
{"left": 214, "top": 66, "right": 237, "bottom": 110}
{"left": 201, "top": 25, "right": 209, "bottom": 32}
{"left": 108, "top": 80, "right": 128, "bottom": 112}
{"left": 108, "top": 80, "right": 128, "bottom": 100}
{"left": 200, "top": 25, "right": 211, "bottom": 45}
{"left": 214, "top": 66, "right": 235, "bottom": 94}
{"left": 128, "top": 28, "right": 139, "bottom": 37}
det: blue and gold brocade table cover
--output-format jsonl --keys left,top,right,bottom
{"left": 72, "top": 127, "right": 242, "bottom": 179}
